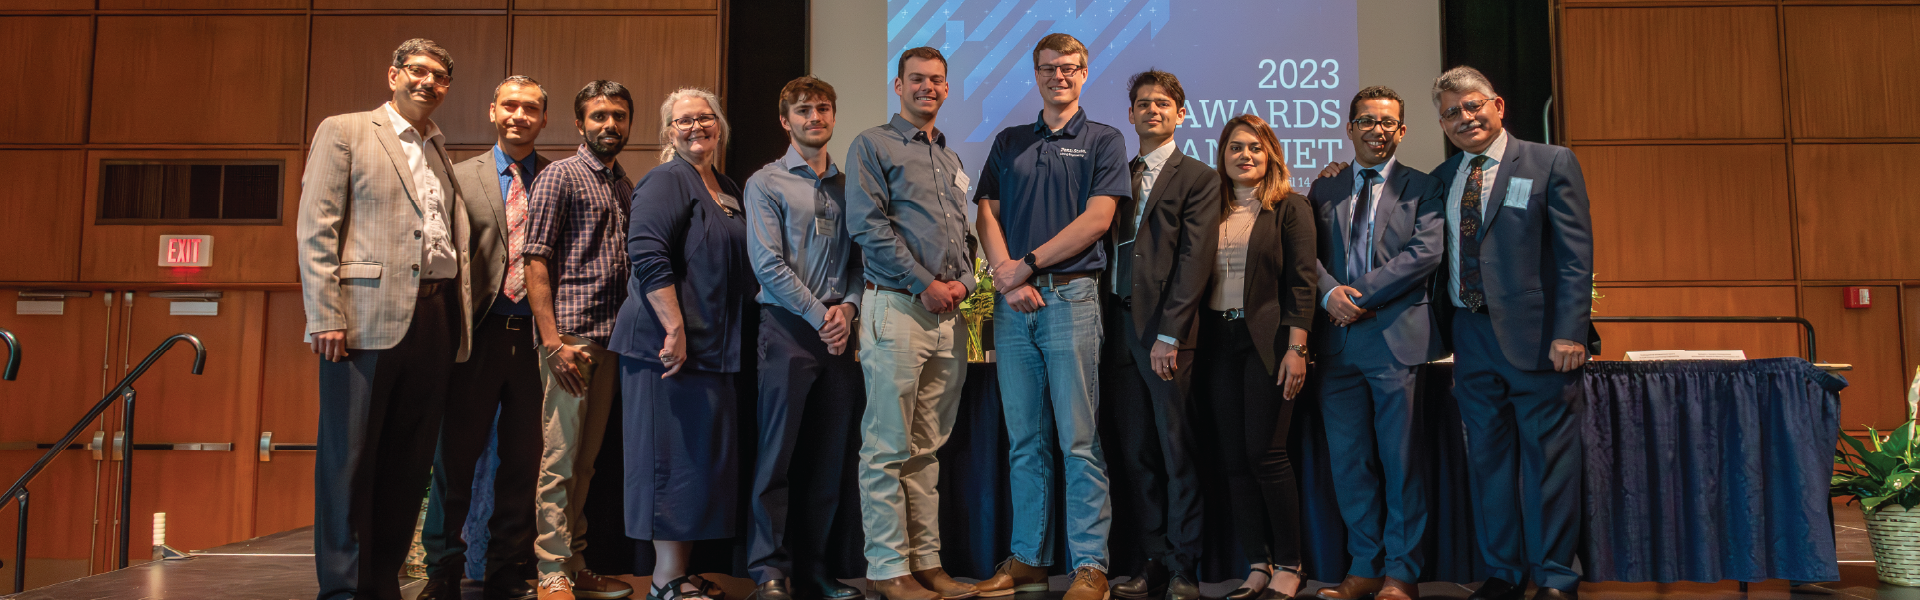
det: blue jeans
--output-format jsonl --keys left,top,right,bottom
{"left": 994, "top": 276, "right": 1111, "bottom": 571}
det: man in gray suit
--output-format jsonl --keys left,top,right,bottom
{"left": 297, "top": 38, "right": 473, "bottom": 600}
{"left": 1308, "top": 86, "right": 1445, "bottom": 600}
{"left": 418, "top": 75, "right": 553, "bottom": 600}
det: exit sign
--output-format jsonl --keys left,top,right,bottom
{"left": 159, "top": 235, "right": 212, "bottom": 267}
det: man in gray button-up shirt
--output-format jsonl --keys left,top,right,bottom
{"left": 844, "top": 47, "right": 982, "bottom": 600}
{"left": 742, "top": 76, "right": 871, "bottom": 600}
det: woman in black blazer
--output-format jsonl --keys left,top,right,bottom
{"left": 610, "top": 87, "right": 753, "bottom": 600}
{"left": 1194, "top": 114, "right": 1317, "bottom": 600}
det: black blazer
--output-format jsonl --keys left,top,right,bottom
{"left": 1234, "top": 191, "right": 1317, "bottom": 375}
{"left": 1101, "top": 150, "right": 1222, "bottom": 349}
{"left": 1307, "top": 162, "right": 1446, "bottom": 366}
{"left": 454, "top": 149, "right": 553, "bottom": 318}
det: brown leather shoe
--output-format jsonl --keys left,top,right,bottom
{"left": 574, "top": 569, "right": 636, "bottom": 599}
{"left": 871, "top": 575, "right": 941, "bottom": 600}
{"left": 1062, "top": 567, "right": 1108, "bottom": 600}
{"left": 913, "top": 567, "right": 979, "bottom": 600}
{"left": 974, "top": 558, "right": 1047, "bottom": 597}
{"left": 1316, "top": 576, "right": 1384, "bottom": 600}
{"left": 540, "top": 574, "right": 578, "bottom": 600}
{"left": 1375, "top": 578, "right": 1418, "bottom": 600}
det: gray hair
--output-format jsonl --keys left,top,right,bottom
{"left": 1431, "top": 65, "right": 1496, "bottom": 108}
{"left": 658, "top": 87, "right": 730, "bottom": 163}
{"left": 493, "top": 75, "right": 548, "bottom": 109}
{"left": 391, "top": 38, "right": 453, "bottom": 76}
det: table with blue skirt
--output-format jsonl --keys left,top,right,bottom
{"left": 459, "top": 357, "right": 1846, "bottom": 585}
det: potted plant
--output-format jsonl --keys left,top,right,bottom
{"left": 1836, "top": 381, "right": 1920, "bottom": 586}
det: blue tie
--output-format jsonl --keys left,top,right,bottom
{"left": 1347, "top": 169, "right": 1378, "bottom": 283}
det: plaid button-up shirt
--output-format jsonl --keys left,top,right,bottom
{"left": 523, "top": 145, "right": 633, "bottom": 345}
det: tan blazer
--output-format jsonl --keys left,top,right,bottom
{"left": 297, "top": 106, "right": 473, "bottom": 361}
{"left": 453, "top": 149, "right": 552, "bottom": 318}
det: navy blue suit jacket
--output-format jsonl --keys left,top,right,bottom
{"left": 1308, "top": 162, "right": 1447, "bottom": 367}
{"left": 1430, "top": 136, "right": 1597, "bottom": 372}
{"left": 610, "top": 155, "right": 751, "bottom": 372}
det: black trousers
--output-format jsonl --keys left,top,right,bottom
{"left": 421, "top": 312, "right": 544, "bottom": 582}
{"left": 747, "top": 304, "right": 865, "bottom": 583}
{"left": 1193, "top": 311, "right": 1301, "bottom": 567}
{"left": 315, "top": 284, "right": 458, "bottom": 600}
{"left": 1100, "top": 296, "right": 1203, "bottom": 573}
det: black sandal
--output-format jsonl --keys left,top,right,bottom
{"left": 650, "top": 575, "right": 716, "bottom": 600}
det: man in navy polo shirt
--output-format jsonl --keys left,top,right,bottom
{"left": 970, "top": 32, "right": 1129, "bottom": 600}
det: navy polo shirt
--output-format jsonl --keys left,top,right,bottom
{"left": 973, "top": 108, "right": 1132, "bottom": 274}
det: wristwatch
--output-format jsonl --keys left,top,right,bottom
{"left": 1021, "top": 252, "right": 1038, "bottom": 269}
{"left": 1287, "top": 344, "right": 1310, "bottom": 358}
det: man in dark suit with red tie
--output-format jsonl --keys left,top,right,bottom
{"left": 1427, "top": 66, "right": 1596, "bottom": 600}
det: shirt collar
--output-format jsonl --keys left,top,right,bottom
{"left": 777, "top": 144, "right": 839, "bottom": 180}
{"left": 383, "top": 102, "right": 442, "bottom": 143}
{"left": 1139, "top": 139, "right": 1177, "bottom": 172}
{"left": 1464, "top": 130, "right": 1509, "bottom": 167}
{"left": 1354, "top": 156, "right": 1397, "bottom": 183}
{"left": 1032, "top": 107, "right": 1088, "bottom": 138}
{"left": 889, "top": 113, "right": 946, "bottom": 147}
{"left": 493, "top": 144, "right": 537, "bottom": 176}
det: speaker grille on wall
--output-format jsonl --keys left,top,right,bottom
{"left": 98, "top": 160, "right": 283, "bottom": 224}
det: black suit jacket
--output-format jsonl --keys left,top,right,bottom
{"left": 1101, "top": 150, "right": 1222, "bottom": 350}
{"left": 1308, "top": 162, "right": 1446, "bottom": 366}
{"left": 454, "top": 149, "right": 553, "bottom": 319}
{"left": 1238, "top": 191, "right": 1317, "bottom": 375}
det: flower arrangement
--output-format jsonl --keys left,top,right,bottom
{"left": 958, "top": 256, "right": 996, "bottom": 362}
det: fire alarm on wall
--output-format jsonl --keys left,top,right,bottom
{"left": 1843, "top": 287, "right": 1872, "bottom": 309}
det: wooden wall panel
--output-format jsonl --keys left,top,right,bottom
{"left": 1803, "top": 286, "right": 1905, "bottom": 431}
{"left": 1908, "top": 286, "right": 1920, "bottom": 409}
{"left": 90, "top": 16, "right": 306, "bottom": 145}
{"left": 1577, "top": 144, "right": 1793, "bottom": 282}
{"left": 308, "top": 16, "right": 509, "bottom": 147}
{"left": 1793, "top": 144, "right": 1920, "bottom": 281}
{"left": 512, "top": 16, "right": 722, "bottom": 142}
{"left": 514, "top": 0, "right": 715, "bottom": 9}
{"left": 254, "top": 290, "right": 317, "bottom": 535}
{"left": 79, "top": 150, "right": 303, "bottom": 283}
{"left": 1589, "top": 286, "right": 1801, "bottom": 360}
{"left": 1785, "top": 6, "right": 1920, "bottom": 140}
{"left": 0, "top": 18, "right": 90, "bottom": 145}
{"left": 0, "top": 0, "right": 91, "bottom": 9}
{"left": 99, "top": 0, "right": 303, "bottom": 9}
{"left": 317, "top": 0, "right": 504, "bottom": 8}
{"left": 0, "top": 151, "right": 85, "bottom": 282}
{"left": 1560, "top": 7, "right": 1782, "bottom": 141}
{"left": 0, "top": 292, "right": 109, "bottom": 580}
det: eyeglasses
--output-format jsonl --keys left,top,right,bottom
{"left": 1439, "top": 97, "right": 1496, "bottom": 121}
{"left": 670, "top": 114, "right": 720, "bottom": 131}
{"left": 1034, "top": 63, "right": 1084, "bottom": 77}
{"left": 400, "top": 64, "right": 452, "bottom": 86}
{"left": 1350, "top": 117, "right": 1403, "bottom": 132}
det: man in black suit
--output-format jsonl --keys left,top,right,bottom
{"left": 1307, "top": 86, "right": 1445, "bottom": 600}
{"left": 1429, "top": 66, "right": 1595, "bottom": 600}
{"left": 419, "top": 75, "right": 554, "bottom": 600}
{"left": 1101, "top": 69, "right": 1220, "bottom": 600}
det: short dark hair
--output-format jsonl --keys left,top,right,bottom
{"left": 574, "top": 80, "right": 633, "bottom": 122}
{"left": 778, "top": 76, "right": 837, "bottom": 115}
{"left": 1348, "top": 85, "right": 1404, "bottom": 121}
{"left": 1126, "top": 69, "right": 1185, "bottom": 108}
{"left": 391, "top": 38, "right": 453, "bottom": 76}
{"left": 1031, "top": 32, "right": 1088, "bottom": 67}
{"left": 494, "top": 75, "right": 548, "bottom": 110}
{"left": 896, "top": 46, "right": 948, "bottom": 79}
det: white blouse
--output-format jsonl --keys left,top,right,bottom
{"left": 1209, "top": 185, "right": 1262, "bottom": 310}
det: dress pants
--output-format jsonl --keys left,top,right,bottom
{"left": 315, "top": 283, "right": 458, "bottom": 600}
{"left": 994, "top": 276, "right": 1111, "bottom": 572}
{"left": 422, "top": 312, "right": 544, "bottom": 583}
{"left": 1192, "top": 312, "right": 1301, "bottom": 567}
{"left": 857, "top": 287, "right": 967, "bottom": 581}
{"left": 1314, "top": 348, "right": 1426, "bottom": 582}
{"left": 1450, "top": 309, "right": 1583, "bottom": 591}
{"left": 749, "top": 304, "right": 865, "bottom": 584}
{"left": 534, "top": 334, "right": 621, "bottom": 577}
{"left": 1100, "top": 296, "right": 1202, "bottom": 574}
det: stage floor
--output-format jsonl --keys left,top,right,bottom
{"left": 0, "top": 501, "right": 1898, "bottom": 600}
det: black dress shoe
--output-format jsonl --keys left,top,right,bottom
{"left": 417, "top": 575, "right": 463, "bottom": 600}
{"left": 1467, "top": 579, "right": 1524, "bottom": 600}
{"left": 755, "top": 580, "right": 798, "bottom": 600}
{"left": 1113, "top": 558, "right": 1169, "bottom": 600}
{"left": 801, "top": 575, "right": 865, "bottom": 600}
{"left": 1529, "top": 588, "right": 1576, "bottom": 600}
{"left": 485, "top": 576, "right": 538, "bottom": 600}
{"left": 1164, "top": 574, "right": 1200, "bottom": 600}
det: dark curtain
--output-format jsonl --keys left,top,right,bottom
{"left": 1441, "top": 0, "right": 1554, "bottom": 151}
{"left": 723, "top": 0, "right": 810, "bottom": 184}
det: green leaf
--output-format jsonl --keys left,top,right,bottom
{"left": 1892, "top": 423, "right": 1915, "bottom": 459}
{"left": 1865, "top": 495, "right": 1893, "bottom": 511}
{"left": 1863, "top": 451, "right": 1899, "bottom": 479}
{"left": 1870, "top": 426, "right": 1885, "bottom": 452}
{"left": 1890, "top": 471, "right": 1917, "bottom": 492}
{"left": 1844, "top": 432, "right": 1873, "bottom": 458}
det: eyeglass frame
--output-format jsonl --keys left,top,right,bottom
{"left": 670, "top": 113, "right": 720, "bottom": 131}
{"left": 1349, "top": 116, "right": 1404, "bottom": 133}
{"left": 1033, "top": 63, "right": 1086, "bottom": 78}
{"left": 397, "top": 63, "right": 453, "bottom": 87}
{"left": 1438, "top": 96, "right": 1498, "bottom": 122}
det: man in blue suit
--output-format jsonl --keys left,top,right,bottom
{"left": 1308, "top": 86, "right": 1445, "bottom": 600}
{"left": 1428, "top": 66, "right": 1595, "bottom": 600}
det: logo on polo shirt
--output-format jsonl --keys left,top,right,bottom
{"left": 1057, "top": 147, "right": 1088, "bottom": 158}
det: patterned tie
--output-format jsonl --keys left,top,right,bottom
{"left": 503, "top": 162, "right": 529, "bottom": 302}
{"left": 1348, "top": 168, "right": 1378, "bottom": 283}
{"left": 1114, "top": 157, "right": 1147, "bottom": 296}
{"left": 1458, "top": 155, "right": 1491, "bottom": 310}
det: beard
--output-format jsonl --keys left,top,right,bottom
{"left": 585, "top": 130, "right": 627, "bottom": 159}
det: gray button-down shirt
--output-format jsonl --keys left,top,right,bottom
{"left": 745, "top": 145, "right": 864, "bottom": 328}
{"left": 845, "top": 114, "right": 976, "bottom": 295}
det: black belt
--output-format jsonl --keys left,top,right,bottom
{"left": 483, "top": 312, "right": 533, "bottom": 330}
{"left": 864, "top": 281, "right": 912, "bottom": 295}
{"left": 1027, "top": 271, "right": 1097, "bottom": 289}
{"left": 417, "top": 279, "right": 453, "bottom": 297}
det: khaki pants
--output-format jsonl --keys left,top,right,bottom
{"left": 534, "top": 334, "right": 620, "bottom": 576}
{"left": 857, "top": 289, "right": 968, "bottom": 581}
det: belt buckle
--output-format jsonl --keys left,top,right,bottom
{"left": 1223, "top": 308, "right": 1245, "bottom": 321}
{"left": 503, "top": 315, "right": 525, "bottom": 330}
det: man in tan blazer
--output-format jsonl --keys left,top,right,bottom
{"left": 296, "top": 38, "right": 474, "bottom": 600}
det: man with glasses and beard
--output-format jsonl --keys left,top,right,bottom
{"left": 298, "top": 38, "right": 474, "bottom": 600}
{"left": 522, "top": 80, "right": 641, "bottom": 600}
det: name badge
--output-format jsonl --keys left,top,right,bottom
{"left": 816, "top": 217, "right": 837, "bottom": 237}
{"left": 954, "top": 171, "right": 971, "bottom": 192}
{"left": 1503, "top": 177, "right": 1534, "bottom": 209}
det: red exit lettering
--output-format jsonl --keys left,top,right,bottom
{"left": 166, "top": 238, "right": 201, "bottom": 265}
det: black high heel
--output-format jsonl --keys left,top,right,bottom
{"left": 1226, "top": 565, "right": 1274, "bottom": 600}
{"left": 1269, "top": 566, "right": 1304, "bottom": 600}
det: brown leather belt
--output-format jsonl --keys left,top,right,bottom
{"left": 864, "top": 281, "right": 912, "bottom": 295}
{"left": 1027, "top": 271, "right": 1097, "bottom": 289}
{"left": 418, "top": 279, "right": 453, "bottom": 297}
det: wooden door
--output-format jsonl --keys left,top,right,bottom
{"left": 255, "top": 290, "right": 319, "bottom": 535}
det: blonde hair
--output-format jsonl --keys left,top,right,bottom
{"left": 1214, "top": 114, "right": 1292, "bottom": 217}
{"left": 1031, "top": 32, "right": 1088, "bottom": 67}
{"left": 657, "top": 87, "right": 730, "bottom": 163}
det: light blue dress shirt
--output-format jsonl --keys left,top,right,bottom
{"left": 745, "top": 144, "right": 863, "bottom": 328}
{"left": 1322, "top": 157, "right": 1395, "bottom": 308}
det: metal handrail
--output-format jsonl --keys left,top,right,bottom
{"left": 1590, "top": 315, "right": 1819, "bottom": 363}
{"left": 1, "top": 327, "right": 17, "bottom": 381}
{"left": 3, "top": 333, "right": 203, "bottom": 591}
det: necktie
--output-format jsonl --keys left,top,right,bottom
{"left": 1458, "top": 155, "right": 1491, "bottom": 310}
{"left": 1114, "top": 157, "right": 1147, "bottom": 296}
{"left": 1348, "top": 168, "right": 1378, "bottom": 283}
{"left": 503, "top": 162, "right": 529, "bottom": 302}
